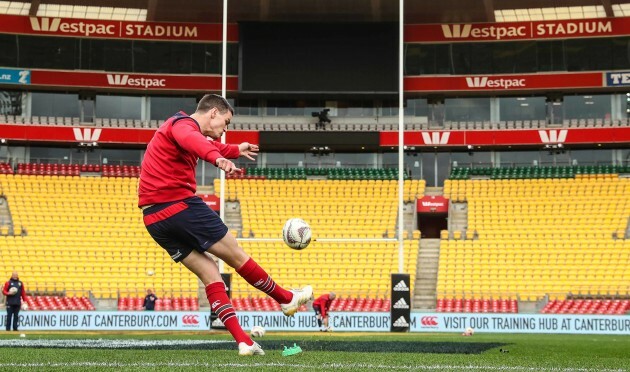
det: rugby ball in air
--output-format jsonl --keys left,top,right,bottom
{"left": 282, "top": 218, "right": 312, "bottom": 250}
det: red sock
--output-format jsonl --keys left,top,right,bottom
{"left": 236, "top": 258, "right": 293, "bottom": 304}
{"left": 205, "top": 282, "right": 252, "bottom": 346}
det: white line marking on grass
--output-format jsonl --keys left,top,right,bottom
{"left": 0, "top": 362, "right": 624, "bottom": 371}
{"left": 0, "top": 339, "right": 232, "bottom": 348}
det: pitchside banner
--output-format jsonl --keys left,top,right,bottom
{"left": 379, "top": 127, "right": 630, "bottom": 147}
{"left": 0, "top": 14, "right": 238, "bottom": 42}
{"left": 417, "top": 195, "right": 449, "bottom": 213}
{"left": 411, "top": 313, "right": 630, "bottom": 335}
{"left": 3, "top": 311, "right": 628, "bottom": 334}
{"left": 391, "top": 274, "right": 411, "bottom": 332}
{"left": 27, "top": 70, "right": 238, "bottom": 92}
{"left": 404, "top": 72, "right": 604, "bottom": 92}
{"left": 0, "top": 68, "right": 30, "bottom": 85}
{"left": 405, "top": 17, "right": 630, "bottom": 43}
{"left": 0, "top": 124, "right": 259, "bottom": 145}
{"left": 198, "top": 194, "right": 221, "bottom": 211}
{"left": 0, "top": 311, "right": 390, "bottom": 332}
{"left": 605, "top": 71, "right": 630, "bottom": 86}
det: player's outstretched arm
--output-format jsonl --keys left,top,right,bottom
{"left": 216, "top": 158, "right": 241, "bottom": 174}
{"left": 238, "top": 142, "right": 259, "bottom": 161}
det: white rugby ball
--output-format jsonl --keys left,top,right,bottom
{"left": 250, "top": 325, "right": 266, "bottom": 337}
{"left": 146, "top": 270, "right": 155, "bottom": 276}
{"left": 8, "top": 287, "right": 17, "bottom": 295}
{"left": 282, "top": 218, "right": 312, "bottom": 250}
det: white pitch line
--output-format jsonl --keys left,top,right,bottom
{"left": 0, "top": 362, "right": 624, "bottom": 371}
{"left": 235, "top": 238, "right": 398, "bottom": 242}
{"left": 0, "top": 339, "right": 232, "bottom": 348}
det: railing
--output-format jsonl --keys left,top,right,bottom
{"left": 438, "top": 289, "right": 630, "bottom": 302}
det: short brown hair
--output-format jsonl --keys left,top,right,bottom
{"left": 196, "top": 94, "right": 234, "bottom": 115}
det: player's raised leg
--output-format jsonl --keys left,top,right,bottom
{"left": 181, "top": 250, "right": 264, "bottom": 356}
{"left": 208, "top": 233, "right": 313, "bottom": 316}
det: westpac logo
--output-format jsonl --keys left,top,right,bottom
{"left": 465, "top": 76, "right": 525, "bottom": 89}
{"left": 72, "top": 128, "right": 102, "bottom": 142}
{"left": 421, "top": 132, "right": 450, "bottom": 145}
{"left": 107, "top": 74, "right": 129, "bottom": 86}
{"left": 29, "top": 17, "right": 115, "bottom": 36}
{"left": 29, "top": 17, "right": 61, "bottom": 32}
{"left": 421, "top": 201, "right": 444, "bottom": 207}
{"left": 442, "top": 24, "right": 526, "bottom": 40}
{"left": 107, "top": 74, "right": 166, "bottom": 88}
{"left": 539, "top": 130, "right": 568, "bottom": 144}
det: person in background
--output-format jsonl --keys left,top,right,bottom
{"left": 316, "top": 108, "right": 331, "bottom": 130}
{"left": 313, "top": 292, "right": 336, "bottom": 332}
{"left": 143, "top": 288, "right": 157, "bottom": 311}
{"left": 3, "top": 271, "right": 27, "bottom": 332}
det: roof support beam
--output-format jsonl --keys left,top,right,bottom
{"left": 601, "top": 0, "right": 614, "bottom": 17}
{"left": 260, "top": 0, "right": 270, "bottom": 21}
{"left": 371, "top": 0, "right": 382, "bottom": 21}
{"left": 147, "top": 0, "right": 158, "bottom": 22}
{"left": 29, "top": 0, "right": 40, "bottom": 16}
{"left": 482, "top": 0, "right": 495, "bottom": 22}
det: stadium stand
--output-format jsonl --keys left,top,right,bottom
{"left": 25, "top": 296, "right": 95, "bottom": 311}
{"left": 0, "top": 162, "right": 13, "bottom": 174}
{"left": 218, "top": 177, "right": 424, "bottom": 238}
{"left": 216, "top": 177, "right": 421, "bottom": 298}
{"left": 439, "top": 168, "right": 630, "bottom": 304}
{"left": 436, "top": 298, "right": 517, "bottom": 313}
{"left": 101, "top": 165, "right": 141, "bottom": 178}
{"left": 230, "top": 297, "right": 389, "bottom": 312}
{"left": 2, "top": 115, "right": 630, "bottom": 131}
{"left": 229, "top": 167, "right": 410, "bottom": 181}
{"left": 118, "top": 297, "right": 199, "bottom": 311}
{"left": 0, "top": 167, "right": 422, "bottom": 306}
{"left": 0, "top": 173, "right": 198, "bottom": 299}
{"left": 540, "top": 299, "right": 630, "bottom": 315}
{"left": 17, "top": 163, "right": 80, "bottom": 176}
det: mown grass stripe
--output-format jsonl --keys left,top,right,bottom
{"left": 0, "top": 362, "right": 624, "bottom": 371}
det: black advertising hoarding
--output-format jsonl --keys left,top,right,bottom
{"left": 391, "top": 273, "right": 411, "bottom": 332}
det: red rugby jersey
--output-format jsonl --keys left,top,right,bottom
{"left": 138, "top": 112, "right": 239, "bottom": 206}
{"left": 313, "top": 294, "right": 332, "bottom": 309}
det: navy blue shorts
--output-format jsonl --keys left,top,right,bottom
{"left": 143, "top": 196, "right": 229, "bottom": 262}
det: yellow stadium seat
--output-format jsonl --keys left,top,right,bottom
{"left": 437, "top": 176, "right": 630, "bottom": 300}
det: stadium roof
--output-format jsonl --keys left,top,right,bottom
{"left": 12, "top": 0, "right": 630, "bottom": 23}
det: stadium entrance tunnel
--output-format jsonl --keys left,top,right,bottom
{"left": 417, "top": 213, "right": 448, "bottom": 238}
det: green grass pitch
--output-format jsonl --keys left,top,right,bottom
{"left": 0, "top": 332, "right": 628, "bottom": 371}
